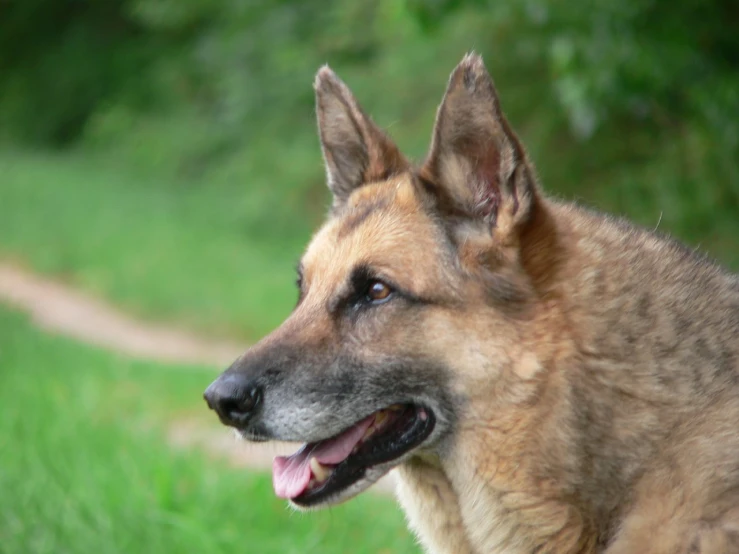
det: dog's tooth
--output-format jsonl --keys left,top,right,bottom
{"left": 309, "top": 457, "right": 331, "bottom": 483}
{"left": 361, "top": 426, "right": 375, "bottom": 441}
{"left": 374, "top": 410, "right": 389, "bottom": 427}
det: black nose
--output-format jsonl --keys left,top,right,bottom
{"left": 203, "top": 373, "right": 262, "bottom": 428}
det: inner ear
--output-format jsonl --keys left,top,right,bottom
{"left": 314, "top": 66, "right": 408, "bottom": 209}
{"left": 421, "top": 53, "right": 537, "bottom": 233}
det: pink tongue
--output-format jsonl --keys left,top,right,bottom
{"left": 272, "top": 415, "right": 375, "bottom": 499}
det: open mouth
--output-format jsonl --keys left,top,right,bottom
{"left": 272, "top": 404, "right": 435, "bottom": 507}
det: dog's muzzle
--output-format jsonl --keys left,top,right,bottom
{"left": 203, "top": 373, "right": 263, "bottom": 429}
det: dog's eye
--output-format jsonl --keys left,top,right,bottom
{"left": 366, "top": 280, "right": 393, "bottom": 303}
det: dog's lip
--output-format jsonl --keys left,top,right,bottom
{"left": 287, "top": 404, "right": 436, "bottom": 507}
{"left": 235, "top": 424, "right": 271, "bottom": 442}
{"left": 237, "top": 431, "right": 269, "bottom": 442}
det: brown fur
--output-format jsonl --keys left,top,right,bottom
{"left": 207, "top": 54, "right": 739, "bottom": 553}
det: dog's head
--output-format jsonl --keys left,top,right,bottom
{"left": 205, "top": 54, "right": 560, "bottom": 509}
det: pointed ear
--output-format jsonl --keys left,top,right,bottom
{"left": 421, "top": 53, "right": 538, "bottom": 236}
{"left": 314, "top": 66, "right": 408, "bottom": 208}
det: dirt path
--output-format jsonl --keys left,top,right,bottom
{"left": 0, "top": 262, "right": 395, "bottom": 495}
{"left": 0, "top": 264, "right": 246, "bottom": 366}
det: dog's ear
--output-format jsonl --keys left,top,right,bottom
{"left": 421, "top": 53, "right": 539, "bottom": 237}
{"left": 315, "top": 66, "right": 407, "bottom": 209}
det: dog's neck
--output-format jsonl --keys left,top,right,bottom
{"left": 440, "top": 380, "right": 600, "bottom": 553}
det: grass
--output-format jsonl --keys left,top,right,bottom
{"left": 0, "top": 150, "right": 316, "bottom": 340}
{"left": 0, "top": 306, "right": 420, "bottom": 554}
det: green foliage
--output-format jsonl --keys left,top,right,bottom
{"left": 6, "top": 0, "right": 735, "bottom": 148}
{"left": 4, "top": 0, "right": 736, "bottom": 184}
{"left": 545, "top": 0, "right": 739, "bottom": 136}
{"left": 0, "top": 1, "right": 154, "bottom": 143}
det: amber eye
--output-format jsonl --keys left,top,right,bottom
{"left": 366, "top": 280, "right": 392, "bottom": 303}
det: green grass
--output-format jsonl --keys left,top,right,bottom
{"left": 0, "top": 306, "right": 419, "bottom": 554}
{"left": 0, "top": 150, "right": 317, "bottom": 340}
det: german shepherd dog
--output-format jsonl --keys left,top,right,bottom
{"left": 204, "top": 54, "right": 739, "bottom": 553}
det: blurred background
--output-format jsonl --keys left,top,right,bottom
{"left": 1, "top": 1, "right": 737, "bottom": 553}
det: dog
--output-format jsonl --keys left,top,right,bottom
{"left": 204, "top": 53, "right": 739, "bottom": 553}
